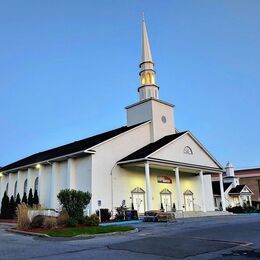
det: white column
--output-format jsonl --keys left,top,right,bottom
{"left": 0, "top": 175, "right": 3, "bottom": 201}
{"left": 8, "top": 173, "right": 16, "bottom": 197}
{"left": 219, "top": 173, "right": 226, "bottom": 211}
{"left": 0, "top": 175, "right": 7, "bottom": 198}
{"left": 50, "top": 162, "right": 58, "bottom": 209}
{"left": 38, "top": 165, "right": 44, "bottom": 204}
{"left": 175, "top": 167, "right": 182, "bottom": 211}
{"left": 199, "top": 170, "right": 206, "bottom": 212}
{"left": 145, "top": 162, "right": 152, "bottom": 211}
{"left": 67, "top": 158, "right": 76, "bottom": 189}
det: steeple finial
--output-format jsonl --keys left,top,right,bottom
{"left": 142, "top": 14, "right": 153, "bottom": 63}
{"left": 138, "top": 14, "right": 159, "bottom": 101}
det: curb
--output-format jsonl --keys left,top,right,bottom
{"left": 7, "top": 227, "right": 138, "bottom": 239}
{"left": 75, "top": 227, "right": 139, "bottom": 238}
{"left": 7, "top": 229, "right": 49, "bottom": 237}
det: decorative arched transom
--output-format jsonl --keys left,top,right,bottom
{"left": 131, "top": 187, "right": 145, "bottom": 193}
{"left": 184, "top": 146, "right": 193, "bottom": 155}
{"left": 160, "top": 188, "right": 172, "bottom": 194}
{"left": 183, "top": 189, "right": 193, "bottom": 195}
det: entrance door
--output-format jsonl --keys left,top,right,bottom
{"left": 184, "top": 190, "right": 194, "bottom": 211}
{"left": 132, "top": 193, "right": 145, "bottom": 214}
{"left": 161, "top": 194, "right": 171, "bottom": 212}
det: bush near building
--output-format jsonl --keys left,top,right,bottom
{"left": 57, "top": 189, "right": 91, "bottom": 225}
{"left": 0, "top": 192, "right": 9, "bottom": 219}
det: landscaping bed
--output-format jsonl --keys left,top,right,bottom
{"left": 14, "top": 225, "right": 135, "bottom": 237}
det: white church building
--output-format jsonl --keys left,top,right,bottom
{"left": 0, "top": 17, "right": 226, "bottom": 215}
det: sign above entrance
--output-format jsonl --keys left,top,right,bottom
{"left": 157, "top": 176, "right": 172, "bottom": 184}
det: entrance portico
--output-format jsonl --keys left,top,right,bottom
{"left": 116, "top": 158, "right": 224, "bottom": 214}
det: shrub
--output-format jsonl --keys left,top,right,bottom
{"left": 67, "top": 217, "right": 78, "bottom": 227}
{"left": 115, "top": 205, "right": 127, "bottom": 221}
{"left": 15, "top": 193, "right": 21, "bottom": 206}
{"left": 30, "top": 215, "right": 45, "bottom": 228}
{"left": 57, "top": 209, "right": 69, "bottom": 226}
{"left": 96, "top": 208, "right": 111, "bottom": 222}
{"left": 7, "top": 196, "right": 16, "bottom": 219}
{"left": 0, "top": 192, "right": 9, "bottom": 219}
{"left": 57, "top": 189, "right": 91, "bottom": 222}
{"left": 33, "top": 190, "right": 39, "bottom": 206}
{"left": 85, "top": 214, "right": 99, "bottom": 226}
{"left": 17, "top": 203, "right": 30, "bottom": 230}
{"left": 28, "top": 189, "right": 34, "bottom": 207}
{"left": 43, "top": 217, "right": 57, "bottom": 229}
{"left": 22, "top": 192, "right": 28, "bottom": 204}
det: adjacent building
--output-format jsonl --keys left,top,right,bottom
{"left": 212, "top": 162, "right": 253, "bottom": 210}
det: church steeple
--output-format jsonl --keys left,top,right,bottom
{"left": 138, "top": 14, "right": 159, "bottom": 101}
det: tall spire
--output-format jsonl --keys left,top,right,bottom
{"left": 138, "top": 14, "right": 159, "bottom": 101}
{"left": 142, "top": 14, "right": 153, "bottom": 63}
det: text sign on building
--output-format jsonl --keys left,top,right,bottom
{"left": 157, "top": 176, "right": 172, "bottom": 184}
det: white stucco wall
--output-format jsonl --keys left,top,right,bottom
{"left": 126, "top": 99, "right": 175, "bottom": 142}
{"left": 91, "top": 123, "right": 151, "bottom": 213}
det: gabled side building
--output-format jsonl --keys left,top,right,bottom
{"left": 212, "top": 162, "right": 253, "bottom": 210}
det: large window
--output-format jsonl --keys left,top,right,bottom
{"left": 6, "top": 183, "right": 9, "bottom": 194}
{"left": 34, "top": 177, "right": 39, "bottom": 192}
{"left": 23, "top": 179, "right": 28, "bottom": 194}
{"left": 14, "top": 181, "right": 17, "bottom": 198}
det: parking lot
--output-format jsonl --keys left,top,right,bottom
{"left": 0, "top": 215, "right": 260, "bottom": 259}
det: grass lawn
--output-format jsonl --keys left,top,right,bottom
{"left": 42, "top": 225, "right": 134, "bottom": 237}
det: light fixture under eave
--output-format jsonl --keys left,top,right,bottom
{"left": 35, "top": 164, "right": 41, "bottom": 169}
{"left": 0, "top": 173, "right": 3, "bottom": 177}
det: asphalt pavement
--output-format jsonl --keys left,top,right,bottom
{"left": 0, "top": 215, "right": 260, "bottom": 259}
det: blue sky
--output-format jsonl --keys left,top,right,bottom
{"left": 0, "top": 1, "right": 259, "bottom": 169}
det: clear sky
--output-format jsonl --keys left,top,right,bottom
{"left": 0, "top": 1, "right": 259, "bottom": 169}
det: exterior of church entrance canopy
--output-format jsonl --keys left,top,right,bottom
{"left": 117, "top": 160, "right": 224, "bottom": 213}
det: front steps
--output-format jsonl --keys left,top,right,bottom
{"left": 174, "top": 210, "right": 232, "bottom": 219}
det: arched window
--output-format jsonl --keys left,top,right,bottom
{"left": 23, "top": 179, "right": 28, "bottom": 194}
{"left": 141, "top": 74, "right": 146, "bottom": 85}
{"left": 184, "top": 146, "right": 193, "bottom": 155}
{"left": 145, "top": 73, "right": 151, "bottom": 84}
{"left": 151, "top": 74, "right": 155, "bottom": 84}
{"left": 14, "top": 181, "right": 17, "bottom": 198}
{"left": 34, "top": 177, "right": 39, "bottom": 192}
{"left": 6, "top": 183, "right": 9, "bottom": 194}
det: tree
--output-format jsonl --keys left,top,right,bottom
{"left": 0, "top": 192, "right": 9, "bottom": 219}
{"left": 33, "top": 190, "right": 39, "bottom": 205}
{"left": 7, "top": 196, "right": 16, "bottom": 219}
{"left": 15, "top": 193, "right": 21, "bottom": 206}
{"left": 28, "top": 189, "right": 34, "bottom": 207}
{"left": 57, "top": 189, "right": 91, "bottom": 222}
{"left": 22, "top": 192, "right": 27, "bottom": 204}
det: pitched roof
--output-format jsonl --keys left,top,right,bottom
{"left": 212, "top": 181, "right": 232, "bottom": 195}
{"left": 1, "top": 122, "right": 146, "bottom": 172}
{"left": 118, "top": 131, "right": 187, "bottom": 162}
{"left": 229, "top": 185, "right": 252, "bottom": 194}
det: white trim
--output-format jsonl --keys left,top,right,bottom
{"left": 187, "top": 131, "right": 223, "bottom": 169}
{"left": 144, "top": 131, "right": 222, "bottom": 169}
{"left": 146, "top": 132, "right": 187, "bottom": 158}
{"left": 2, "top": 150, "right": 93, "bottom": 174}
